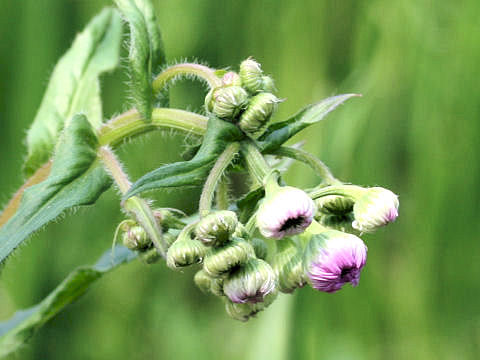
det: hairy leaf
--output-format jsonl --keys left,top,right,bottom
{"left": 258, "top": 94, "right": 360, "bottom": 153}
{"left": 236, "top": 187, "right": 265, "bottom": 224}
{"left": 23, "top": 8, "right": 122, "bottom": 177}
{"left": 0, "top": 246, "right": 137, "bottom": 357}
{"left": 0, "top": 115, "right": 111, "bottom": 264}
{"left": 115, "top": 0, "right": 168, "bottom": 120}
{"left": 124, "top": 117, "right": 244, "bottom": 198}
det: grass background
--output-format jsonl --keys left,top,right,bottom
{"left": 1, "top": 0, "right": 479, "bottom": 359}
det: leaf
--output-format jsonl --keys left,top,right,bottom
{"left": 236, "top": 187, "right": 265, "bottom": 224}
{"left": 23, "top": 8, "right": 123, "bottom": 177}
{"left": 258, "top": 94, "right": 360, "bottom": 153}
{"left": 0, "top": 246, "right": 137, "bottom": 357}
{"left": 115, "top": 0, "right": 168, "bottom": 120}
{"left": 124, "top": 117, "right": 244, "bottom": 198}
{"left": 0, "top": 115, "right": 112, "bottom": 264}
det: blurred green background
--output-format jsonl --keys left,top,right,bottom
{"left": 1, "top": 0, "right": 479, "bottom": 359}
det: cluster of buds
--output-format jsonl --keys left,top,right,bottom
{"left": 118, "top": 58, "right": 399, "bottom": 321}
{"left": 205, "top": 58, "right": 282, "bottom": 138}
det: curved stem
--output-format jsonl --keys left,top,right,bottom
{"left": 308, "top": 184, "right": 365, "bottom": 200}
{"left": 152, "top": 63, "right": 222, "bottom": 94}
{"left": 98, "top": 108, "right": 208, "bottom": 147}
{"left": 199, "top": 142, "right": 240, "bottom": 217}
{"left": 242, "top": 141, "right": 273, "bottom": 185}
{"left": 266, "top": 146, "right": 340, "bottom": 185}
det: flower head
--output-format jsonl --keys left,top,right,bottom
{"left": 257, "top": 186, "right": 316, "bottom": 239}
{"left": 304, "top": 230, "right": 367, "bottom": 293}
{"left": 195, "top": 210, "right": 238, "bottom": 247}
{"left": 352, "top": 187, "right": 399, "bottom": 232}
{"left": 223, "top": 258, "right": 276, "bottom": 304}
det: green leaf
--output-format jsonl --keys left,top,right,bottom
{"left": 0, "top": 246, "right": 137, "bottom": 357}
{"left": 258, "top": 94, "right": 360, "bottom": 153}
{"left": 115, "top": 0, "right": 168, "bottom": 120}
{"left": 23, "top": 8, "right": 123, "bottom": 177}
{"left": 236, "top": 187, "right": 265, "bottom": 224}
{"left": 0, "top": 115, "right": 111, "bottom": 264}
{"left": 124, "top": 117, "right": 244, "bottom": 198}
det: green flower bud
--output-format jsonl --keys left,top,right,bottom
{"left": 250, "top": 238, "right": 268, "bottom": 260}
{"left": 166, "top": 238, "right": 207, "bottom": 270}
{"left": 222, "top": 71, "right": 242, "bottom": 86}
{"left": 232, "top": 223, "right": 250, "bottom": 240}
{"left": 315, "top": 195, "right": 354, "bottom": 216}
{"left": 238, "top": 92, "right": 280, "bottom": 138}
{"left": 153, "top": 208, "right": 186, "bottom": 231}
{"left": 271, "top": 240, "right": 306, "bottom": 293}
{"left": 163, "top": 232, "right": 178, "bottom": 247}
{"left": 196, "top": 211, "right": 238, "bottom": 247}
{"left": 122, "top": 225, "right": 151, "bottom": 251}
{"left": 352, "top": 187, "right": 399, "bottom": 232}
{"left": 205, "top": 85, "right": 249, "bottom": 120}
{"left": 261, "top": 75, "right": 276, "bottom": 93}
{"left": 224, "top": 290, "right": 277, "bottom": 322}
{"left": 203, "top": 238, "right": 255, "bottom": 277}
{"left": 316, "top": 213, "right": 356, "bottom": 233}
{"left": 194, "top": 269, "right": 213, "bottom": 294}
{"left": 140, "top": 248, "right": 162, "bottom": 264}
{"left": 239, "top": 58, "right": 263, "bottom": 93}
{"left": 223, "top": 258, "right": 276, "bottom": 304}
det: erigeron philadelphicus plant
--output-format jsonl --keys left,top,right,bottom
{"left": 0, "top": 0, "right": 399, "bottom": 354}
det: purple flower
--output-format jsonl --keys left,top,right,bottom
{"left": 304, "top": 230, "right": 367, "bottom": 293}
{"left": 256, "top": 186, "right": 316, "bottom": 239}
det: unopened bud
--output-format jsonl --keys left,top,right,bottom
{"left": 250, "top": 238, "right": 268, "bottom": 260}
{"left": 140, "top": 248, "right": 162, "bottom": 264}
{"left": 315, "top": 195, "right": 354, "bottom": 216}
{"left": 166, "top": 238, "right": 207, "bottom": 269}
{"left": 153, "top": 208, "right": 186, "bottom": 231}
{"left": 122, "top": 225, "right": 151, "bottom": 251}
{"left": 352, "top": 187, "right": 399, "bottom": 232}
{"left": 203, "top": 238, "right": 255, "bottom": 277}
{"left": 196, "top": 211, "right": 238, "bottom": 247}
{"left": 223, "top": 258, "right": 276, "bottom": 304}
{"left": 205, "top": 86, "right": 249, "bottom": 120}
{"left": 239, "top": 58, "right": 263, "bottom": 93}
{"left": 238, "top": 92, "right": 280, "bottom": 138}
{"left": 261, "top": 76, "right": 276, "bottom": 93}
{"left": 271, "top": 240, "right": 306, "bottom": 293}
{"left": 224, "top": 289, "right": 277, "bottom": 322}
{"left": 222, "top": 71, "right": 242, "bottom": 86}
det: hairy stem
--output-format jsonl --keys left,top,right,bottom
{"left": 98, "top": 147, "right": 167, "bottom": 256}
{"left": 242, "top": 141, "right": 272, "bottom": 185}
{"left": 267, "top": 146, "right": 340, "bottom": 185}
{"left": 216, "top": 177, "right": 230, "bottom": 211}
{"left": 152, "top": 63, "right": 222, "bottom": 94}
{"left": 199, "top": 142, "right": 240, "bottom": 217}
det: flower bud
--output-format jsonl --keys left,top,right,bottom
{"left": 232, "top": 223, "right": 250, "bottom": 239}
{"left": 122, "top": 225, "right": 151, "bottom": 251}
{"left": 261, "top": 75, "right": 276, "bottom": 93}
{"left": 224, "top": 290, "right": 277, "bottom": 322}
{"left": 222, "top": 71, "right": 242, "bottom": 86}
{"left": 153, "top": 208, "right": 186, "bottom": 231}
{"left": 196, "top": 210, "right": 238, "bottom": 247}
{"left": 271, "top": 241, "right": 306, "bottom": 293}
{"left": 250, "top": 238, "right": 268, "bottom": 260}
{"left": 352, "top": 187, "right": 399, "bottom": 232}
{"left": 194, "top": 269, "right": 213, "bottom": 293}
{"left": 315, "top": 195, "right": 354, "bottom": 216}
{"left": 223, "top": 258, "right": 276, "bottom": 304}
{"left": 239, "top": 58, "right": 263, "bottom": 93}
{"left": 316, "top": 213, "right": 355, "bottom": 233}
{"left": 257, "top": 186, "right": 316, "bottom": 239}
{"left": 140, "top": 248, "right": 161, "bottom": 264}
{"left": 205, "top": 86, "right": 249, "bottom": 120}
{"left": 166, "top": 238, "right": 207, "bottom": 270}
{"left": 238, "top": 92, "right": 280, "bottom": 138}
{"left": 203, "top": 238, "right": 255, "bottom": 277}
{"left": 163, "top": 232, "right": 178, "bottom": 248}
{"left": 304, "top": 230, "right": 367, "bottom": 293}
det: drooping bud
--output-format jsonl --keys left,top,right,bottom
{"left": 205, "top": 86, "right": 249, "bottom": 120}
{"left": 239, "top": 58, "right": 263, "bottom": 93}
{"left": 257, "top": 184, "right": 316, "bottom": 239}
{"left": 194, "top": 269, "right": 213, "bottom": 293}
{"left": 352, "top": 187, "right": 399, "bottom": 232}
{"left": 316, "top": 213, "right": 356, "bottom": 233}
{"left": 122, "top": 225, "right": 151, "bottom": 251}
{"left": 224, "top": 290, "right": 277, "bottom": 322}
{"left": 203, "top": 238, "right": 255, "bottom": 277}
{"left": 153, "top": 208, "right": 186, "bottom": 231}
{"left": 166, "top": 226, "right": 207, "bottom": 270}
{"left": 271, "top": 240, "right": 306, "bottom": 293}
{"left": 223, "top": 258, "right": 276, "bottom": 304}
{"left": 238, "top": 92, "right": 280, "bottom": 138}
{"left": 222, "top": 71, "right": 242, "bottom": 86}
{"left": 196, "top": 210, "right": 238, "bottom": 247}
{"left": 250, "top": 238, "right": 268, "bottom": 260}
{"left": 303, "top": 230, "right": 367, "bottom": 293}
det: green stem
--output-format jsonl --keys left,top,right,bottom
{"left": 308, "top": 184, "right": 365, "bottom": 200}
{"left": 152, "top": 63, "right": 222, "bottom": 94}
{"left": 216, "top": 177, "right": 230, "bottom": 210}
{"left": 267, "top": 146, "right": 341, "bottom": 185}
{"left": 242, "top": 141, "right": 273, "bottom": 185}
{"left": 98, "top": 108, "right": 208, "bottom": 147}
{"left": 199, "top": 142, "right": 240, "bottom": 217}
{"left": 98, "top": 147, "right": 167, "bottom": 257}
